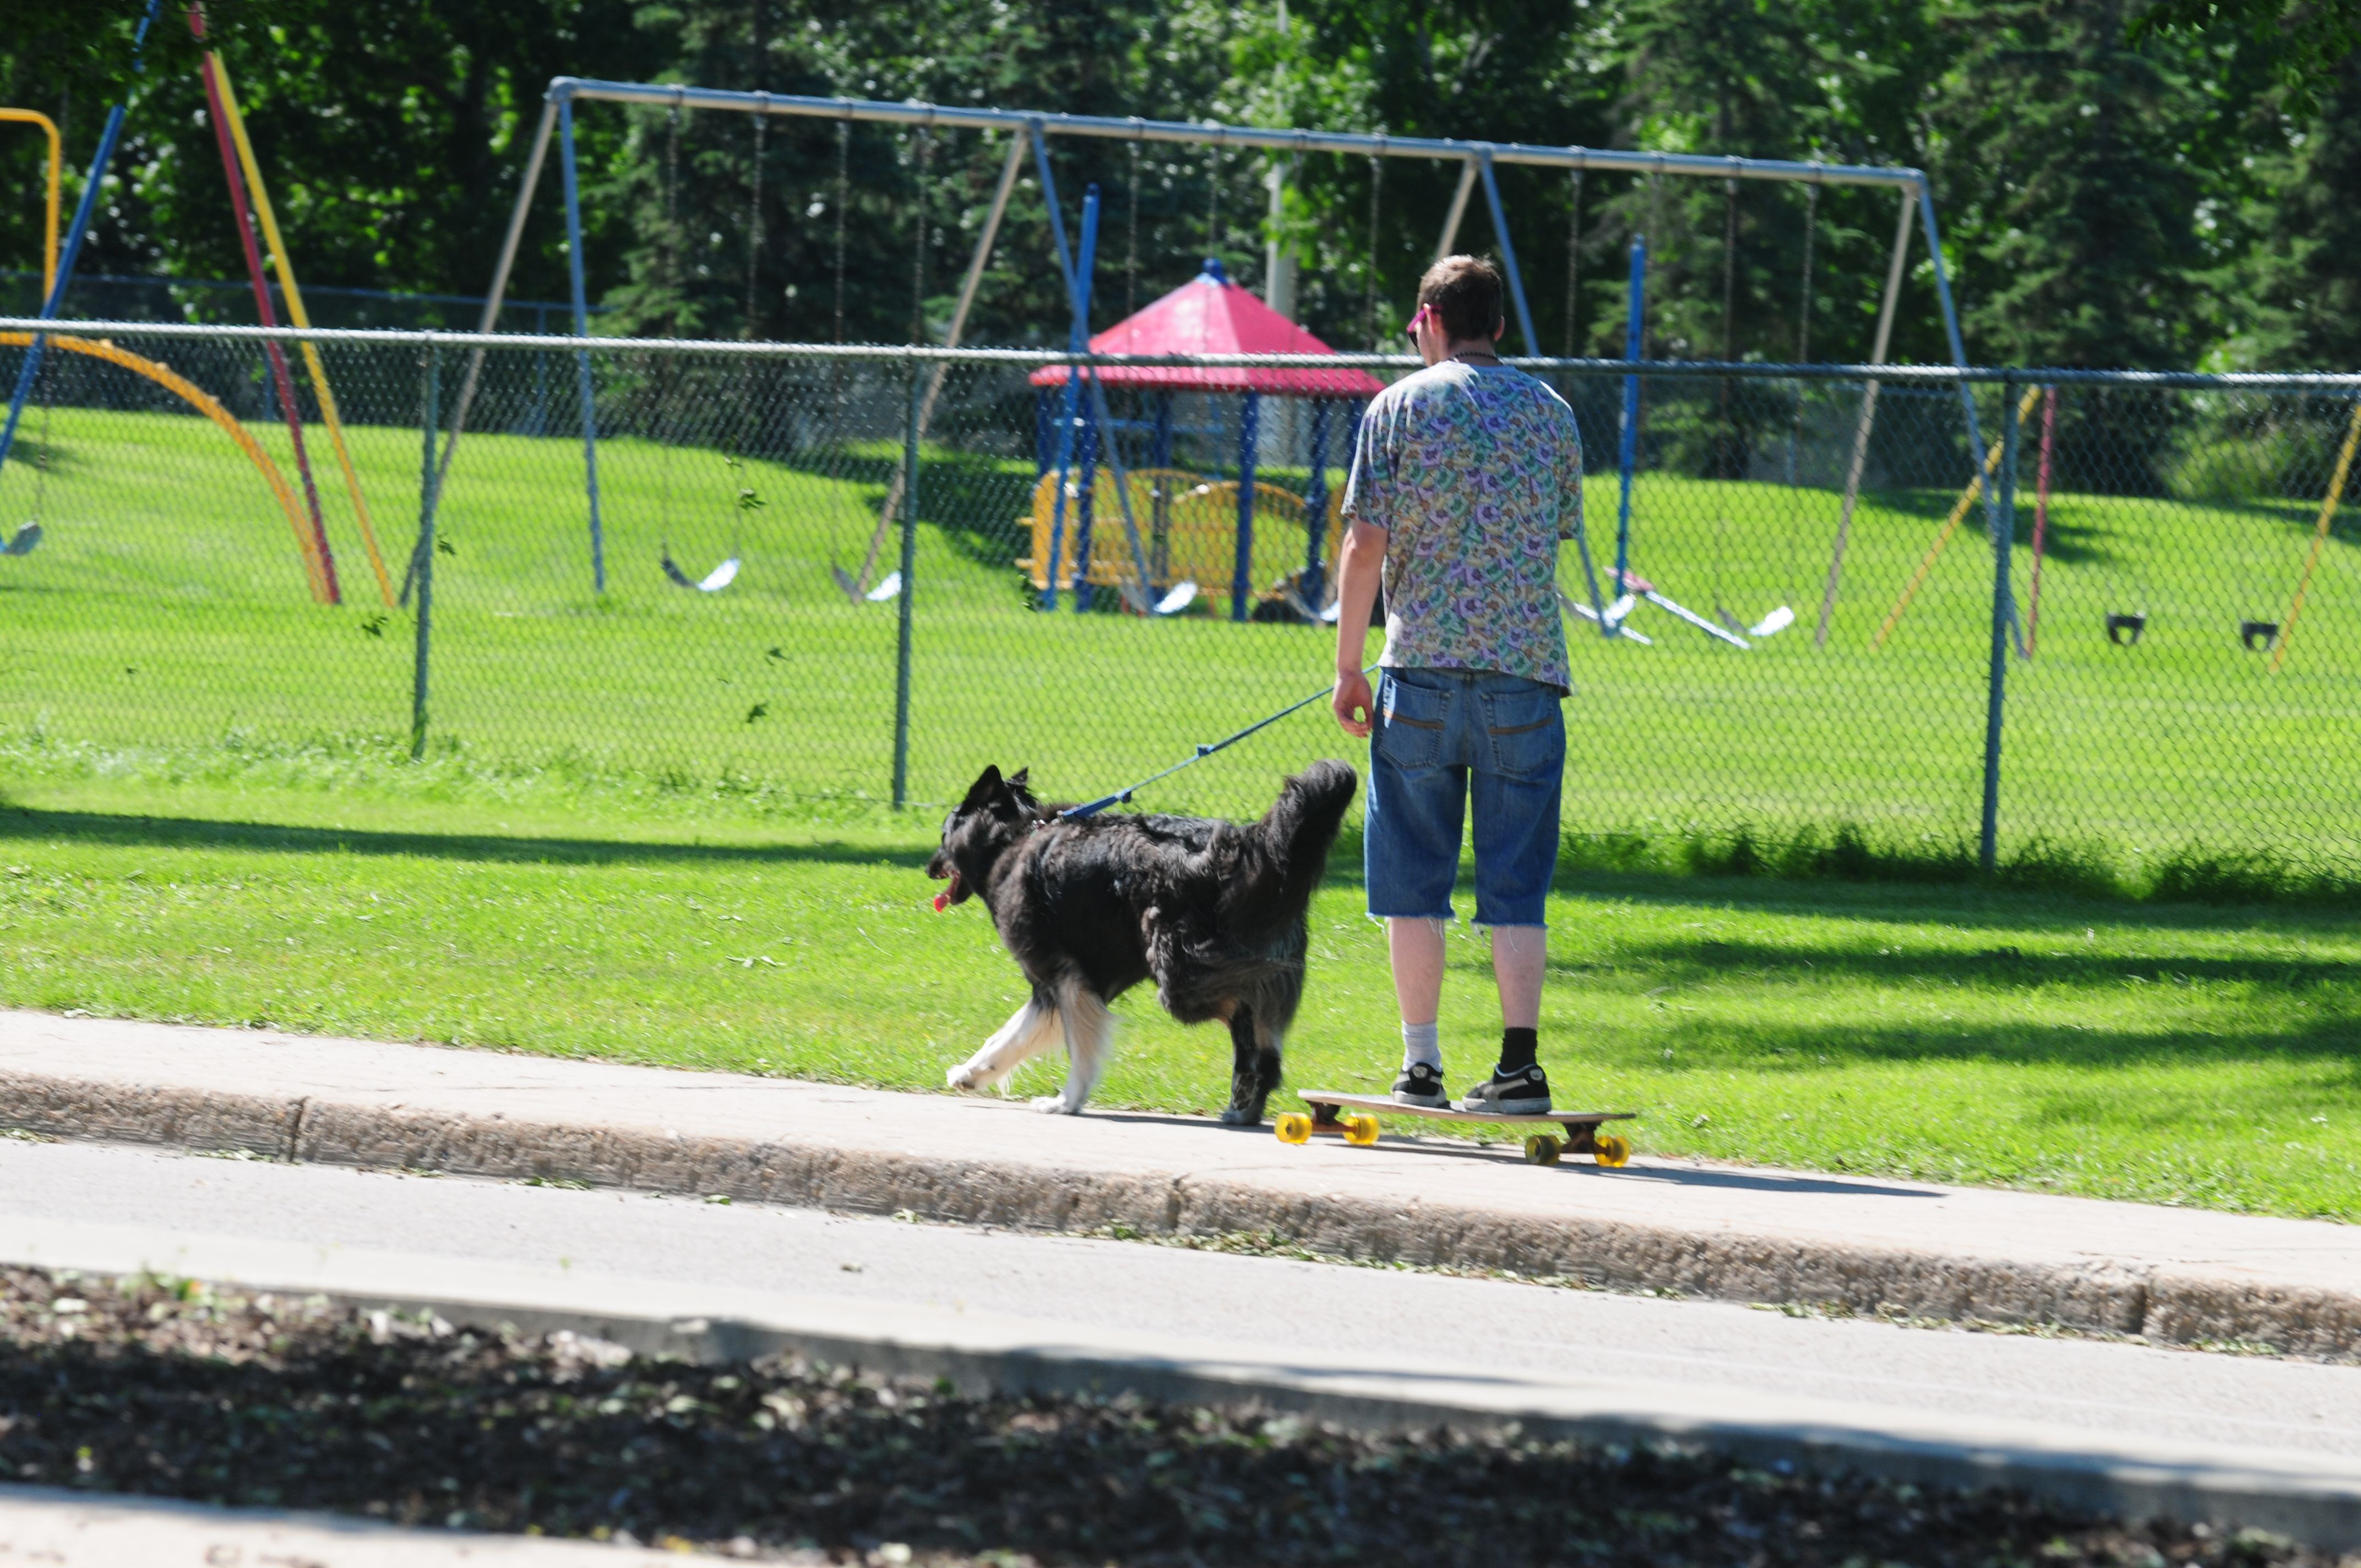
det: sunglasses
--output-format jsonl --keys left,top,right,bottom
{"left": 1403, "top": 303, "right": 1432, "bottom": 344}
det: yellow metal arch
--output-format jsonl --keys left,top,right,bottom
{"left": 1, "top": 331, "right": 334, "bottom": 601}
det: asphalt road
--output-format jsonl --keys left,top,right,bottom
{"left": 7, "top": 1137, "right": 2356, "bottom": 1458}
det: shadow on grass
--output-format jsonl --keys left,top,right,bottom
{"left": 1606, "top": 933, "right": 2361, "bottom": 990}
{"left": 0, "top": 804, "right": 934, "bottom": 872}
{"left": 1631, "top": 1015, "right": 2361, "bottom": 1074}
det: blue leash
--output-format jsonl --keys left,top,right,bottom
{"left": 1059, "top": 664, "right": 1378, "bottom": 820}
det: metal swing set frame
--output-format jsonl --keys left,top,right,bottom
{"left": 450, "top": 78, "right": 1990, "bottom": 627}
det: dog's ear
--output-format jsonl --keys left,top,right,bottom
{"left": 1005, "top": 767, "right": 1037, "bottom": 808}
{"left": 960, "top": 765, "right": 1003, "bottom": 811}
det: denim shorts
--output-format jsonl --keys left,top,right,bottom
{"left": 1364, "top": 666, "right": 1565, "bottom": 928}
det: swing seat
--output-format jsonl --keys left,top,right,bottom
{"left": 2239, "top": 619, "right": 2277, "bottom": 652}
{"left": 866, "top": 570, "right": 902, "bottom": 603}
{"left": 2105, "top": 612, "right": 2147, "bottom": 646}
{"left": 4, "top": 522, "right": 40, "bottom": 557}
{"left": 661, "top": 551, "right": 740, "bottom": 593}
{"left": 1748, "top": 605, "right": 1797, "bottom": 638}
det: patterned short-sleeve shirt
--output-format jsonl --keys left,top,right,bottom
{"left": 1342, "top": 361, "right": 1584, "bottom": 693}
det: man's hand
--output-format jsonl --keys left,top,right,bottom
{"left": 1330, "top": 518, "right": 1386, "bottom": 738}
{"left": 1332, "top": 668, "right": 1374, "bottom": 738}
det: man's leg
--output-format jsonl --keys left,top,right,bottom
{"left": 1490, "top": 925, "right": 1546, "bottom": 1031}
{"left": 1365, "top": 669, "right": 1466, "bottom": 1107}
{"left": 1462, "top": 674, "right": 1565, "bottom": 1113}
{"left": 1389, "top": 917, "right": 1446, "bottom": 1026}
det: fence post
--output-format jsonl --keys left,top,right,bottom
{"left": 1977, "top": 375, "right": 2021, "bottom": 874}
{"left": 410, "top": 341, "right": 442, "bottom": 761}
{"left": 890, "top": 356, "right": 921, "bottom": 809}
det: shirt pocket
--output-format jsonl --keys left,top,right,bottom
{"left": 1481, "top": 684, "right": 1564, "bottom": 780}
{"left": 1375, "top": 672, "right": 1449, "bottom": 771}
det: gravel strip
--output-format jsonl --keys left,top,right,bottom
{"left": 1, "top": 1267, "right": 2347, "bottom": 1567}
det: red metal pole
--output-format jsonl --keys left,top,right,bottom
{"left": 192, "top": 10, "right": 336, "bottom": 603}
{"left": 2025, "top": 384, "right": 2057, "bottom": 659}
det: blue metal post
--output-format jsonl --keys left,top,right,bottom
{"left": 0, "top": 0, "right": 165, "bottom": 475}
{"left": 1475, "top": 151, "right": 1541, "bottom": 357}
{"left": 557, "top": 94, "right": 606, "bottom": 593}
{"left": 1073, "top": 392, "right": 1100, "bottom": 611}
{"left": 1611, "top": 235, "right": 1646, "bottom": 630}
{"left": 892, "top": 358, "right": 922, "bottom": 808}
{"left": 1030, "top": 127, "right": 1092, "bottom": 609}
{"left": 1302, "top": 399, "right": 1331, "bottom": 605}
{"left": 1151, "top": 393, "right": 1173, "bottom": 467}
{"left": 529, "top": 302, "right": 551, "bottom": 436}
{"left": 1233, "top": 391, "right": 1260, "bottom": 621}
{"left": 1035, "top": 389, "right": 1053, "bottom": 477}
{"left": 1066, "top": 186, "right": 1103, "bottom": 611}
{"left": 1978, "top": 377, "right": 2021, "bottom": 874}
{"left": 1918, "top": 182, "right": 2021, "bottom": 655}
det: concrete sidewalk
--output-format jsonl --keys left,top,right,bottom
{"left": 0, "top": 1483, "right": 694, "bottom": 1566}
{"left": 4, "top": 1008, "right": 2356, "bottom": 1357}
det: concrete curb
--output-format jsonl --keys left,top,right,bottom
{"left": 10, "top": 1217, "right": 2361, "bottom": 1554}
{"left": 7, "top": 1064, "right": 2357, "bottom": 1360}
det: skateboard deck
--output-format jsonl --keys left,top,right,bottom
{"left": 1276, "top": 1091, "right": 1637, "bottom": 1167}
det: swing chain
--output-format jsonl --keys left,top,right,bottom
{"left": 1363, "top": 148, "right": 1384, "bottom": 350}
{"left": 1126, "top": 134, "right": 1141, "bottom": 323}
{"left": 909, "top": 120, "right": 932, "bottom": 346}
{"left": 745, "top": 101, "right": 767, "bottom": 339}
{"left": 1564, "top": 167, "right": 1584, "bottom": 358}
{"left": 833, "top": 116, "right": 850, "bottom": 345}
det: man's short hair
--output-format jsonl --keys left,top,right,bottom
{"left": 1418, "top": 255, "right": 1505, "bottom": 342}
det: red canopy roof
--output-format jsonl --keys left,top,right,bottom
{"left": 1030, "top": 259, "right": 1386, "bottom": 399}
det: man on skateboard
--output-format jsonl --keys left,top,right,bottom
{"left": 1330, "top": 254, "right": 1586, "bottom": 1117}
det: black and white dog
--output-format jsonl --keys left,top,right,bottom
{"left": 927, "top": 760, "right": 1357, "bottom": 1120}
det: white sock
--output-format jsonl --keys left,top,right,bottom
{"left": 1400, "top": 1021, "right": 1441, "bottom": 1074}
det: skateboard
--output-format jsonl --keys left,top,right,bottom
{"left": 1274, "top": 1092, "right": 1636, "bottom": 1168}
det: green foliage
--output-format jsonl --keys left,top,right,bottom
{"left": 3, "top": 1, "right": 2354, "bottom": 370}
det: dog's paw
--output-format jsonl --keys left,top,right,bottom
{"left": 946, "top": 1063, "right": 983, "bottom": 1091}
{"left": 1217, "top": 1105, "right": 1264, "bottom": 1127}
{"left": 1031, "top": 1094, "right": 1083, "bottom": 1115}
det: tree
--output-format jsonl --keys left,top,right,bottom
{"left": 1928, "top": 0, "right": 2215, "bottom": 369}
{"left": 2131, "top": 0, "right": 2361, "bottom": 115}
{"left": 2220, "top": 47, "right": 2361, "bottom": 368}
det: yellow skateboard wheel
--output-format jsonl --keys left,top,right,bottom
{"left": 1274, "top": 1112, "right": 1313, "bottom": 1145}
{"left": 1341, "top": 1113, "right": 1381, "bottom": 1147}
{"left": 1523, "top": 1135, "right": 1562, "bottom": 1166}
{"left": 1593, "top": 1133, "right": 1631, "bottom": 1168}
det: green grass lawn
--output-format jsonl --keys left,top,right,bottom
{"left": 2, "top": 384, "right": 2357, "bottom": 880}
{"left": 2, "top": 364, "right": 2356, "bottom": 1226}
{"left": 3, "top": 757, "right": 2356, "bottom": 1224}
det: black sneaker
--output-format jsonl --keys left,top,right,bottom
{"left": 1461, "top": 1063, "right": 1551, "bottom": 1115}
{"left": 1391, "top": 1061, "right": 1450, "bottom": 1108}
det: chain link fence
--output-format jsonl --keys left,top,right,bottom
{"left": 2, "top": 319, "right": 2355, "bottom": 881}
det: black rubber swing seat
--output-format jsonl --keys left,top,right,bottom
{"left": 2240, "top": 619, "right": 2279, "bottom": 652}
{"left": 2105, "top": 612, "right": 2146, "bottom": 646}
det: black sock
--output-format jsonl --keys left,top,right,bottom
{"left": 1497, "top": 1027, "right": 1538, "bottom": 1075}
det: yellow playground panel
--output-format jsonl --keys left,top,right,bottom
{"left": 1020, "top": 467, "right": 1341, "bottom": 614}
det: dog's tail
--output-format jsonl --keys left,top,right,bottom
{"left": 1230, "top": 759, "right": 1357, "bottom": 934}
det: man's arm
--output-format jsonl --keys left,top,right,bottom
{"left": 1330, "top": 519, "right": 1386, "bottom": 738}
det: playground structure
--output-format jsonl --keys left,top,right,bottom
{"left": 0, "top": 0, "right": 384, "bottom": 606}
{"left": 1022, "top": 256, "right": 1384, "bottom": 619}
{"left": 1869, "top": 378, "right": 2361, "bottom": 664}
{"left": 450, "top": 77, "right": 1995, "bottom": 614}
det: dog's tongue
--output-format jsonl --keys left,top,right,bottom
{"left": 932, "top": 870, "right": 961, "bottom": 912}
